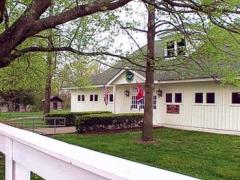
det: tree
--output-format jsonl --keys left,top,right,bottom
{"left": 55, "top": 59, "right": 99, "bottom": 91}
{"left": 142, "top": 1, "right": 155, "bottom": 141}
{"left": 0, "top": 0, "right": 132, "bottom": 68}
{"left": 0, "top": 52, "right": 47, "bottom": 111}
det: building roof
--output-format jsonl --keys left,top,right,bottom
{"left": 91, "top": 68, "right": 122, "bottom": 86}
{"left": 42, "top": 96, "right": 63, "bottom": 102}
{"left": 90, "top": 39, "right": 212, "bottom": 85}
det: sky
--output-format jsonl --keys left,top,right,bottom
{"left": 111, "top": 1, "right": 148, "bottom": 53}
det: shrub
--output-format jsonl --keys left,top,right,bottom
{"left": 45, "top": 111, "right": 112, "bottom": 126}
{"left": 76, "top": 113, "right": 143, "bottom": 133}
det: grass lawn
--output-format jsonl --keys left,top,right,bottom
{"left": 0, "top": 111, "right": 69, "bottom": 129}
{"left": 53, "top": 128, "right": 240, "bottom": 180}
{"left": 0, "top": 110, "right": 70, "bottom": 121}
{"left": 0, "top": 112, "right": 43, "bottom": 121}
{"left": 0, "top": 112, "right": 45, "bottom": 129}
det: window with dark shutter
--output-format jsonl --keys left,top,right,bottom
{"left": 94, "top": 95, "right": 98, "bottom": 101}
{"left": 78, "top": 95, "right": 81, "bottom": 101}
{"left": 90, "top": 95, "right": 93, "bottom": 101}
{"left": 206, "top": 93, "right": 215, "bottom": 104}
{"left": 195, "top": 93, "right": 203, "bottom": 103}
{"left": 109, "top": 94, "right": 114, "bottom": 102}
{"left": 153, "top": 96, "right": 157, "bottom": 109}
{"left": 166, "top": 93, "right": 172, "bottom": 103}
{"left": 175, "top": 93, "right": 182, "bottom": 103}
{"left": 81, "top": 95, "right": 85, "bottom": 101}
{"left": 232, "top": 92, "right": 240, "bottom": 104}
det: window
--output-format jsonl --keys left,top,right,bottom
{"left": 166, "top": 93, "right": 182, "bottom": 103}
{"left": 90, "top": 95, "right": 93, "bottom": 101}
{"left": 94, "top": 95, "right": 98, "bottom": 101}
{"left": 131, "top": 96, "right": 155, "bottom": 109}
{"left": 109, "top": 94, "right": 114, "bottom": 102}
{"left": 206, "top": 93, "right": 215, "bottom": 104}
{"left": 153, "top": 96, "right": 157, "bottom": 109}
{"left": 177, "top": 39, "right": 186, "bottom": 55}
{"left": 166, "top": 41, "right": 175, "bottom": 57}
{"left": 175, "top": 93, "right": 182, "bottom": 103}
{"left": 165, "top": 38, "right": 186, "bottom": 58}
{"left": 78, "top": 95, "right": 85, "bottom": 102}
{"left": 232, "top": 92, "right": 240, "bottom": 104}
{"left": 195, "top": 93, "right": 203, "bottom": 103}
{"left": 166, "top": 93, "right": 172, "bottom": 103}
{"left": 131, "top": 96, "right": 137, "bottom": 109}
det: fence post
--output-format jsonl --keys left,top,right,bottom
{"left": 13, "top": 162, "right": 31, "bottom": 180}
{"left": 5, "top": 137, "right": 13, "bottom": 180}
{"left": 54, "top": 119, "right": 56, "bottom": 134}
{"left": 33, "top": 118, "right": 35, "bottom": 132}
{"left": 21, "top": 119, "right": 23, "bottom": 129}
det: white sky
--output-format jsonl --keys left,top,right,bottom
{"left": 111, "top": 1, "right": 147, "bottom": 53}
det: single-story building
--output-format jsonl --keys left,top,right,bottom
{"left": 42, "top": 96, "right": 64, "bottom": 110}
{"left": 66, "top": 37, "right": 240, "bottom": 136}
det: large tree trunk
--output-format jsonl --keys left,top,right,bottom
{"left": 43, "top": 7, "right": 54, "bottom": 114}
{"left": 43, "top": 52, "right": 52, "bottom": 114}
{"left": 142, "top": 1, "right": 155, "bottom": 141}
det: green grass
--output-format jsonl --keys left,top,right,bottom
{"left": 0, "top": 110, "right": 70, "bottom": 121}
{"left": 0, "top": 112, "right": 45, "bottom": 129}
{"left": 0, "top": 111, "right": 70, "bottom": 129}
{"left": 0, "top": 112, "right": 43, "bottom": 121}
{"left": 53, "top": 128, "right": 240, "bottom": 180}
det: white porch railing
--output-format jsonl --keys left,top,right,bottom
{"left": 0, "top": 123, "right": 197, "bottom": 180}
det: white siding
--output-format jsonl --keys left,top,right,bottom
{"left": 156, "top": 82, "right": 240, "bottom": 135}
{"left": 70, "top": 88, "right": 114, "bottom": 112}
{"left": 70, "top": 81, "right": 240, "bottom": 135}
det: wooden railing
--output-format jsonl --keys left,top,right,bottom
{"left": 0, "top": 123, "right": 197, "bottom": 180}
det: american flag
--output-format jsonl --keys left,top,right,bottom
{"left": 103, "top": 85, "right": 109, "bottom": 106}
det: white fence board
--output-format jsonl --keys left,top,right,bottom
{"left": 0, "top": 123, "right": 196, "bottom": 180}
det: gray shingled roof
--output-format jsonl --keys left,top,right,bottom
{"left": 90, "top": 39, "right": 210, "bottom": 85}
{"left": 91, "top": 68, "right": 122, "bottom": 85}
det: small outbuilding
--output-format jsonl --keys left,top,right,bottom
{"left": 42, "top": 96, "right": 64, "bottom": 110}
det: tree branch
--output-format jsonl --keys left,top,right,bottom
{"left": 0, "top": 0, "right": 6, "bottom": 23}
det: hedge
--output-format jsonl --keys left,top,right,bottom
{"left": 76, "top": 113, "right": 143, "bottom": 133}
{"left": 45, "top": 111, "right": 112, "bottom": 126}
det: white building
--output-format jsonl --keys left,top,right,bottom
{"left": 66, "top": 38, "right": 240, "bottom": 136}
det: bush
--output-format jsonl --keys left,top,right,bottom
{"left": 45, "top": 111, "right": 112, "bottom": 126}
{"left": 76, "top": 113, "right": 143, "bottom": 133}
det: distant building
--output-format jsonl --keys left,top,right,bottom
{"left": 42, "top": 96, "right": 64, "bottom": 110}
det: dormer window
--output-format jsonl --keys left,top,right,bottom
{"left": 165, "top": 38, "right": 186, "bottom": 58}
{"left": 166, "top": 41, "right": 175, "bottom": 57}
{"left": 177, "top": 39, "right": 186, "bottom": 56}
